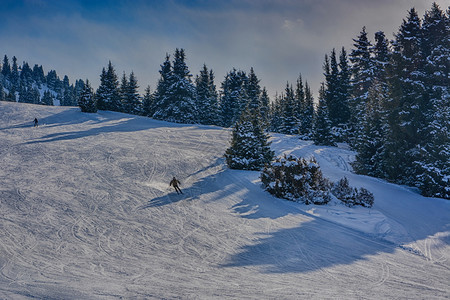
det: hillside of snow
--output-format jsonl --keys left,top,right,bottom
{"left": 0, "top": 101, "right": 449, "bottom": 299}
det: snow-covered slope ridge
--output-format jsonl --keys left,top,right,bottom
{"left": 0, "top": 102, "right": 448, "bottom": 299}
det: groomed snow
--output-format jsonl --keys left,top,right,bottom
{"left": 0, "top": 102, "right": 449, "bottom": 299}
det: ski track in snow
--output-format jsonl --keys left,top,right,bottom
{"left": 0, "top": 102, "right": 449, "bottom": 299}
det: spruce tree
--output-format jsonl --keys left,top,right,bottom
{"left": 152, "top": 54, "right": 174, "bottom": 120}
{"left": 280, "top": 83, "right": 298, "bottom": 134}
{"left": 259, "top": 87, "right": 270, "bottom": 127}
{"left": 120, "top": 71, "right": 141, "bottom": 115}
{"left": 11, "top": 56, "right": 19, "bottom": 90}
{"left": 153, "top": 49, "right": 197, "bottom": 123}
{"left": 384, "top": 8, "right": 426, "bottom": 185}
{"left": 225, "top": 106, "right": 274, "bottom": 170}
{"left": 220, "top": 69, "right": 248, "bottom": 127}
{"left": 415, "top": 3, "right": 450, "bottom": 198}
{"left": 41, "top": 90, "right": 54, "bottom": 106}
{"left": 349, "top": 27, "right": 375, "bottom": 147}
{"left": 353, "top": 80, "right": 387, "bottom": 177}
{"left": 246, "top": 67, "right": 261, "bottom": 115}
{"left": 78, "top": 79, "right": 97, "bottom": 113}
{"left": 269, "top": 93, "right": 283, "bottom": 133}
{"left": 142, "top": 85, "right": 155, "bottom": 117}
{"left": 96, "top": 61, "right": 121, "bottom": 112}
{"left": 301, "top": 81, "right": 315, "bottom": 139}
{"left": 195, "top": 64, "right": 220, "bottom": 125}
{"left": 313, "top": 83, "right": 335, "bottom": 146}
{"left": 167, "top": 48, "right": 197, "bottom": 123}
{"left": 2, "top": 55, "right": 11, "bottom": 79}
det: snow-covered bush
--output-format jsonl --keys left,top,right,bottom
{"left": 332, "top": 177, "right": 374, "bottom": 208}
{"left": 260, "top": 155, "right": 331, "bottom": 205}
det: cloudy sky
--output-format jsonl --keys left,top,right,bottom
{"left": 1, "top": 0, "right": 447, "bottom": 99}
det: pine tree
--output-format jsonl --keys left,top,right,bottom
{"left": 96, "top": 61, "right": 121, "bottom": 112}
{"left": 142, "top": 85, "right": 155, "bottom": 117}
{"left": 303, "top": 82, "right": 315, "bottom": 139}
{"left": 326, "top": 49, "right": 341, "bottom": 128}
{"left": 153, "top": 49, "right": 197, "bottom": 123}
{"left": 352, "top": 80, "right": 387, "bottom": 177}
{"left": 269, "top": 93, "right": 283, "bottom": 132}
{"left": 2, "top": 55, "right": 11, "bottom": 79}
{"left": 11, "top": 56, "right": 19, "bottom": 90}
{"left": 414, "top": 3, "right": 450, "bottom": 198}
{"left": 220, "top": 68, "right": 248, "bottom": 127}
{"left": 280, "top": 83, "right": 298, "bottom": 134}
{"left": 313, "top": 83, "right": 335, "bottom": 146}
{"left": 78, "top": 79, "right": 97, "bottom": 113}
{"left": 41, "top": 90, "right": 54, "bottom": 106}
{"left": 349, "top": 27, "right": 375, "bottom": 147}
{"left": 225, "top": 106, "right": 274, "bottom": 170}
{"left": 152, "top": 54, "right": 174, "bottom": 120}
{"left": 259, "top": 87, "right": 270, "bottom": 127}
{"left": 0, "top": 81, "right": 5, "bottom": 101}
{"left": 246, "top": 67, "right": 261, "bottom": 115}
{"left": 384, "top": 8, "right": 426, "bottom": 185}
{"left": 120, "top": 71, "right": 141, "bottom": 115}
{"left": 167, "top": 48, "right": 197, "bottom": 123}
{"left": 195, "top": 64, "right": 220, "bottom": 125}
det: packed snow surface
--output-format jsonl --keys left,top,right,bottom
{"left": 0, "top": 102, "right": 449, "bottom": 299}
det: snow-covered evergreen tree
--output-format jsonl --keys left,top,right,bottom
{"left": 246, "top": 67, "right": 261, "bottom": 115}
{"left": 225, "top": 106, "right": 273, "bottom": 170}
{"left": 152, "top": 54, "right": 174, "bottom": 120}
{"left": 414, "top": 3, "right": 450, "bottom": 198}
{"left": 349, "top": 27, "right": 375, "bottom": 147}
{"left": 195, "top": 64, "right": 220, "bottom": 125}
{"left": 121, "top": 71, "right": 141, "bottom": 115}
{"left": 153, "top": 49, "right": 197, "bottom": 123}
{"left": 78, "top": 79, "right": 97, "bottom": 113}
{"left": 96, "top": 61, "right": 121, "bottom": 112}
{"left": 313, "top": 83, "right": 335, "bottom": 146}
{"left": 279, "top": 83, "right": 298, "bottom": 134}
{"left": 220, "top": 68, "right": 248, "bottom": 127}
{"left": 142, "top": 85, "right": 155, "bottom": 117}
{"left": 352, "top": 80, "right": 387, "bottom": 177}
{"left": 41, "top": 90, "right": 54, "bottom": 106}
{"left": 259, "top": 87, "right": 270, "bottom": 127}
{"left": 261, "top": 155, "right": 331, "bottom": 205}
{"left": 384, "top": 8, "right": 426, "bottom": 185}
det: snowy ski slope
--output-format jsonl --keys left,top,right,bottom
{"left": 0, "top": 102, "right": 449, "bottom": 299}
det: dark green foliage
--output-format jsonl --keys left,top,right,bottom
{"left": 313, "top": 83, "right": 335, "bottom": 146}
{"left": 121, "top": 71, "right": 141, "bottom": 115}
{"left": 220, "top": 68, "right": 248, "bottom": 127}
{"left": 195, "top": 64, "right": 220, "bottom": 125}
{"left": 332, "top": 177, "right": 374, "bottom": 208}
{"left": 41, "top": 90, "right": 54, "bottom": 106}
{"left": 153, "top": 49, "right": 197, "bottom": 123}
{"left": 96, "top": 61, "right": 121, "bottom": 112}
{"left": 225, "top": 107, "right": 273, "bottom": 171}
{"left": 78, "top": 79, "right": 97, "bottom": 113}
{"left": 280, "top": 83, "right": 298, "bottom": 134}
{"left": 261, "top": 155, "right": 331, "bottom": 205}
{"left": 352, "top": 80, "right": 387, "bottom": 177}
{"left": 142, "top": 85, "right": 155, "bottom": 117}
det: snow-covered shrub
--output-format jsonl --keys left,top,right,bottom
{"left": 356, "top": 188, "right": 375, "bottom": 208}
{"left": 260, "top": 154, "right": 331, "bottom": 205}
{"left": 332, "top": 177, "right": 374, "bottom": 208}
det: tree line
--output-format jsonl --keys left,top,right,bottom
{"left": 0, "top": 55, "right": 84, "bottom": 106}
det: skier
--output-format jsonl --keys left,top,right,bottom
{"left": 169, "top": 176, "right": 183, "bottom": 194}
{"left": 33, "top": 118, "right": 38, "bottom": 127}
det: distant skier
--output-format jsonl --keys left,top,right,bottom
{"left": 33, "top": 118, "right": 38, "bottom": 127}
{"left": 169, "top": 176, "right": 183, "bottom": 195}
